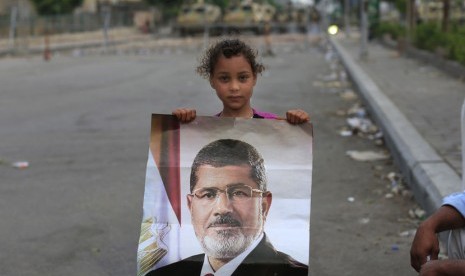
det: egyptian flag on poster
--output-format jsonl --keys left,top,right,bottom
{"left": 137, "top": 114, "right": 181, "bottom": 276}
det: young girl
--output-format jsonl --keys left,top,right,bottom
{"left": 172, "top": 38, "right": 309, "bottom": 124}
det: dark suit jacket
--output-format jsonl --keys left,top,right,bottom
{"left": 146, "top": 234, "right": 308, "bottom": 276}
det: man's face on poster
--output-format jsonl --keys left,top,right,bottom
{"left": 187, "top": 164, "right": 272, "bottom": 259}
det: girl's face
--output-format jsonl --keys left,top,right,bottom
{"left": 209, "top": 54, "right": 257, "bottom": 116}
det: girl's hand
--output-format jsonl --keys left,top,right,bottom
{"left": 172, "top": 108, "right": 196, "bottom": 123}
{"left": 286, "top": 109, "right": 310, "bottom": 124}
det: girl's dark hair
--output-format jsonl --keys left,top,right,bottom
{"left": 196, "top": 38, "right": 265, "bottom": 79}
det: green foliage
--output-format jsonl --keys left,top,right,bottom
{"left": 372, "top": 21, "right": 406, "bottom": 39}
{"left": 144, "top": 0, "right": 183, "bottom": 7}
{"left": 413, "top": 22, "right": 443, "bottom": 51}
{"left": 412, "top": 22, "right": 465, "bottom": 65}
{"left": 445, "top": 25, "right": 465, "bottom": 65}
{"left": 208, "top": 0, "right": 229, "bottom": 11}
{"left": 31, "top": 0, "right": 83, "bottom": 15}
{"left": 372, "top": 21, "right": 465, "bottom": 65}
{"left": 394, "top": 0, "right": 406, "bottom": 15}
{"left": 382, "top": 0, "right": 406, "bottom": 16}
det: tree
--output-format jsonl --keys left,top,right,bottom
{"left": 442, "top": 0, "right": 450, "bottom": 32}
{"left": 144, "top": 0, "right": 184, "bottom": 8}
{"left": 31, "top": 0, "right": 83, "bottom": 15}
{"left": 208, "top": 0, "right": 229, "bottom": 11}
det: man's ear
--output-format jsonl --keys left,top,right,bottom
{"left": 261, "top": 192, "right": 272, "bottom": 218}
{"left": 187, "top": 194, "right": 193, "bottom": 211}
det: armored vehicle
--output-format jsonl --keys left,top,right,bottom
{"left": 175, "top": 0, "right": 222, "bottom": 36}
{"left": 223, "top": 0, "right": 276, "bottom": 34}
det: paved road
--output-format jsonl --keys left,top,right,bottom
{"left": 0, "top": 35, "right": 418, "bottom": 275}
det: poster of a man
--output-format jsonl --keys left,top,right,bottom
{"left": 137, "top": 114, "right": 312, "bottom": 276}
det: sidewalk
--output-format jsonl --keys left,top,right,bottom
{"left": 329, "top": 33, "right": 464, "bottom": 214}
{"left": 0, "top": 27, "right": 150, "bottom": 57}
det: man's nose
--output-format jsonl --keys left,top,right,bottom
{"left": 213, "top": 192, "right": 233, "bottom": 213}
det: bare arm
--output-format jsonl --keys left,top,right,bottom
{"left": 411, "top": 205, "right": 465, "bottom": 272}
{"left": 420, "top": 259, "right": 465, "bottom": 276}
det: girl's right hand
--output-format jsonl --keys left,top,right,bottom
{"left": 172, "top": 108, "right": 196, "bottom": 123}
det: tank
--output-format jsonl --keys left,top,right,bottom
{"left": 223, "top": 0, "right": 276, "bottom": 34}
{"left": 175, "top": 0, "right": 222, "bottom": 36}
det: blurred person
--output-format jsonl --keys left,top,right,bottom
{"left": 410, "top": 191, "right": 465, "bottom": 275}
{"left": 263, "top": 21, "right": 275, "bottom": 57}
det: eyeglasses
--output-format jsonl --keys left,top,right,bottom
{"left": 189, "top": 184, "right": 265, "bottom": 205}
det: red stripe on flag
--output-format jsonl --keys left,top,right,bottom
{"left": 150, "top": 115, "right": 181, "bottom": 224}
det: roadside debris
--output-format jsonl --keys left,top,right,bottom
{"left": 339, "top": 102, "right": 385, "bottom": 147}
{"left": 12, "top": 161, "right": 29, "bottom": 169}
{"left": 318, "top": 46, "right": 351, "bottom": 92}
{"left": 409, "top": 208, "right": 426, "bottom": 220}
{"left": 385, "top": 193, "right": 394, "bottom": 199}
{"left": 399, "top": 229, "right": 416, "bottom": 237}
{"left": 347, "top": 102, "right": 367, "bottom": 117}
{"left": 340, "top": 89, "right": 358, "bottom": 101}
{"left": 346, "top": 150, "right": 390, "bottom": 162}
{"left": 339, "top": 128, "right": 353, "bottom": 137}
{"left": 347, "top": 117, "right": 375, "bottom": 133}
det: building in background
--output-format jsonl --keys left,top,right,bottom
{"left": 0, "top": 0, "right": 35, "bottom": 17}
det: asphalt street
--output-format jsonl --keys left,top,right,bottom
{"left": 0, "top": 35, "right": 418, "bottom": 275}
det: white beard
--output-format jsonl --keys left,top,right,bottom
{"left": 201, "top": 229, "right": 257, "bottom": 259}
{"left": 194, "top": 200, "right": 266, "bottom": 259}
{"left": 198, "top": 211, "right": 264, "bottom": 259}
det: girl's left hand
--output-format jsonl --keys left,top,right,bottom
{"left": 286, "top": 109, "right": 310, "bottom": 124}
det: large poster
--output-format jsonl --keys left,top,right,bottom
{"left": 137, "top": 114, "right": 313, "bottom": 276}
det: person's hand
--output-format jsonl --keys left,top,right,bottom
{"left": 420, "top": 259, "right": 465, "bottom": 276}
{"left": 411, "top": 221, "right": 440, "bottom": 272}
{"left": 286, "top": 109, "right": 310, "bottom": 124}
{"left": 172, "top": 108, "right": 196, "bottom": 123}
{"left": 419, "top": 260, "right": 445, "bottom": 276}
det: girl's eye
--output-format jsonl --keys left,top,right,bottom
{"left": 219, "top": 76, "right": 229, "bottom": 82}
{"left": 239, "top": 75, "right": 250, "bottom": 82}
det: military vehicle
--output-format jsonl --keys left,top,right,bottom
{"left": 222, "top": 0, "right": 276, "bottom": 34}
{"left": 174, "top": 0, "right": 222, "bottom": 36}
{"left": 275, "top": 3, "right": 312, "bottom": 33}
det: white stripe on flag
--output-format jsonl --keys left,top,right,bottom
{"left": 137, "top": 149, "right": 181, "bottom": 274}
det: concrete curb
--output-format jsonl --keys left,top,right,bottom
{"left": 329, "top": 36, "right": 462, "bottom": 214}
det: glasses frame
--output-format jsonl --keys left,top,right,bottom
{"left": 189, "top": 184, "right": 266, "bottom": 204}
